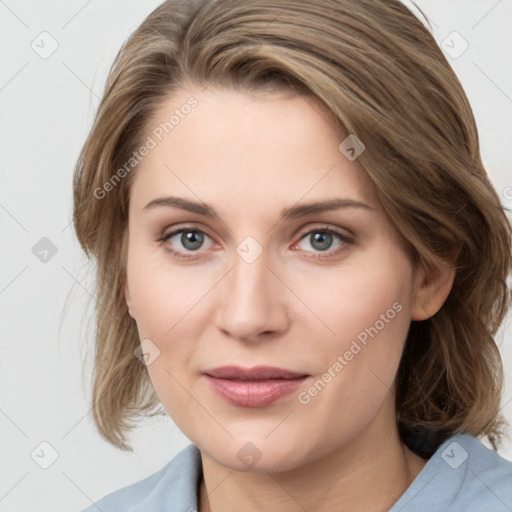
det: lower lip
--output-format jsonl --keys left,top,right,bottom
{"left": 205, "top": 375, "right": 308, "bottom": 407}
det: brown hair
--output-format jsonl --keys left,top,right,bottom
{"left": 73, "top": 0, "right": 511, "bottom": 454}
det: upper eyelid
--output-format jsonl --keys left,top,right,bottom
{"left": 162, "top": 223, "right": 349, "bottom": 237}
{"left": 162, "top": 224, "right": 217, "bottom": 243}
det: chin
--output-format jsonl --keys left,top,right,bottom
{"left": 198, "top": 433, "right": 311, "bottom": 473}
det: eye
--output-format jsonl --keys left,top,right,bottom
{"left": 160, "top": 225, "right": 352, "bottom": 260}
{"left": 294, "top": 227, "right": 351, "bottom": 258}
{"left": 160, "top": 227, "right": 215, "bottom": 258}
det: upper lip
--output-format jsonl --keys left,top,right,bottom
{"left": 203, "top": 365, "right": 308, "bottom": 381}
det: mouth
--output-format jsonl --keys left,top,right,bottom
{"left": 203, "top": 365, "right": 309, "bottom": 408}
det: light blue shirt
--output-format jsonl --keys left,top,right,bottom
{"left": 80, "top": 433, "right": 512, "bottom": 511}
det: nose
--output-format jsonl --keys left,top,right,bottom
{"left": 213, "top": 246, "right": 290, "bottom": 342}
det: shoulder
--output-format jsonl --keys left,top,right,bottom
{"left": 450, "top": 434, "right": 512, "bottom": 509}
{"left": 80, "top": 444, "right": 202, "bottom": 512}
{"left": 391, "top": 433, "right": 512, "bottom": 512}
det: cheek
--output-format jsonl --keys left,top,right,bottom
{"left": 126, "top": 242, "right": 217, "bottom": 339}
{"left": 289, "top": 244, "right": 414, "bottom": 422}
{"left": 126, "top": 251, "right": 209, "bottom": 425}
{"left": 288, "top": 248, "right": 414, "bottom": 355}
{"left": 126, "top": 245, "right": 219, "bottom": 414}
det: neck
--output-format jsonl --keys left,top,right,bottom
{"left": 198, "top": 401, "right": 427, "bottom": 512}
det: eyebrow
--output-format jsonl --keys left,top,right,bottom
{"left": 143, "top": 196, "right": 373, "bottom": 220}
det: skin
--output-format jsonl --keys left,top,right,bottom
{"left": 124, "top": 85, "right": 455, "bottom": 512}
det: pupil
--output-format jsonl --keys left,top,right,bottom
{"left": 182, "top": 231, "right": 204, "bottom": 250}
{"left": 311, "top": 232, "right": 332, "bottom": 251}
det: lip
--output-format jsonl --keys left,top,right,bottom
{"left": 203, "top": 365, "right": 309, "bottom": 408}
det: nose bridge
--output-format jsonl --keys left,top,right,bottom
{"left": 214, "top": 241, "right": 288, "bottom": 340}
{"left": 231, "top": 248, "right": 269, "bottom": 303}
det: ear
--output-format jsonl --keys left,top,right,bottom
{"left": 124, "top": 283, "right": 135, "bottom": 319}
{"left": 410, "top": 260, "right": 455, "bottom": 321}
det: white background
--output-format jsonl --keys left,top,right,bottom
{"left": 1, "top": 1, "right": 511, "bottom": 511}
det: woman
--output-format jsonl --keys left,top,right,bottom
{"left": 73, "top": 0, "right": 512, "bottom": 510}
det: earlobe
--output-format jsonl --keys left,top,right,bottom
{"left": 410, "top": 261, "right": 456, "bottom": 321}
{"left": 124, "top": 283, "right": 135, "bottom": 319}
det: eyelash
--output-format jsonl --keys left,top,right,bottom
{"left": 159, "top": 225, "right": 353, "bottom": 261}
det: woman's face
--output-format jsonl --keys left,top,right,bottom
{"left": 124, "top": 85, "right": 424, "bottom": 471}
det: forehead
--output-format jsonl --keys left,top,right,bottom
{"left": 129, "top": 86, "right": 377, "bottom": 214}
